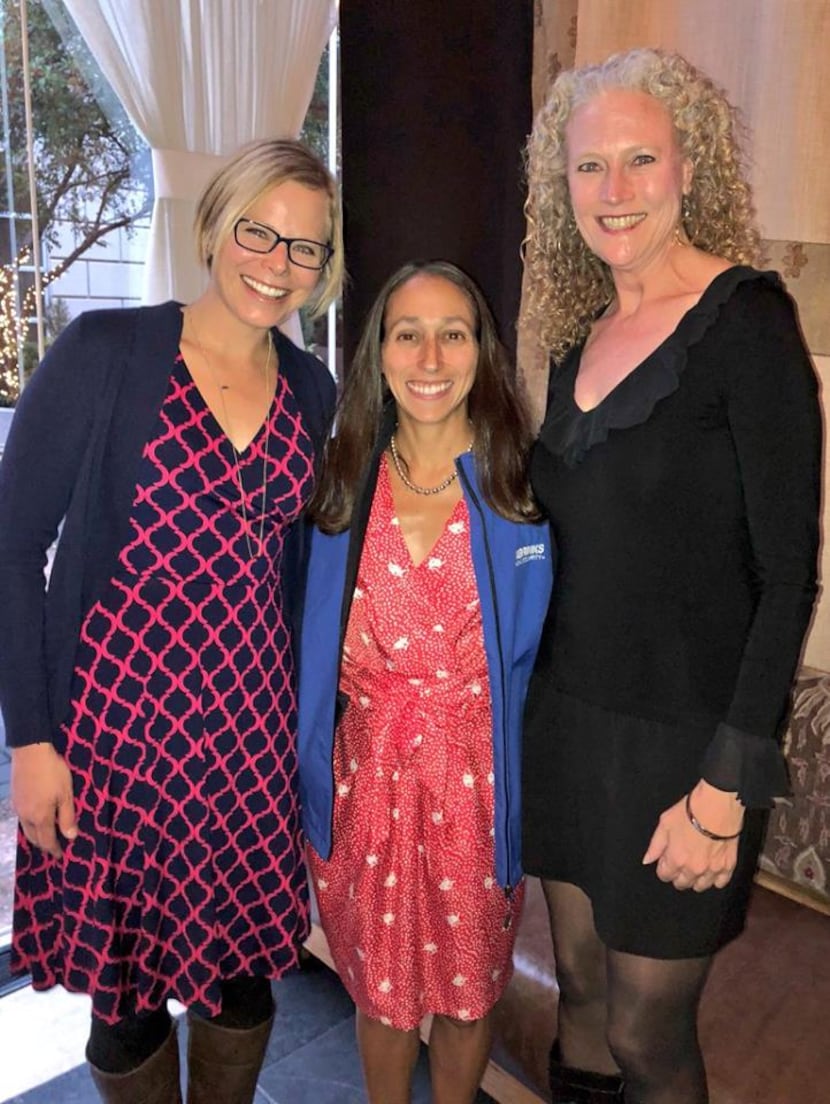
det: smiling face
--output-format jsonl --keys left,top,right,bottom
{"left": 381, "top": 273, "right": 479, "bottom": 433}
{"left": 208, "top": 178, "right": 330, "bottom": 331}
{"left": 565, "top": 87, "right": 693, "bottom": 277}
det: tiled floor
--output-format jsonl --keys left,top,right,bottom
{"left": 0, "top": 727, "right": 496, "bottom": 1103}
{"left": 0, "top": 963, "right": 497, "bottom": 1103}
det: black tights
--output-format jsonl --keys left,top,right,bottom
{"left": 542, "top": 880, "right": 712, "bottom": 1104}
{"left": 86, "top": 976, "right": 275, "bottom": 1074}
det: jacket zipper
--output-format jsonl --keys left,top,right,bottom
{"left": 458, "top": 461, "right": 512, "bottom": 895}
{"left": 329, "top": 447, "right": 385, "bottom": 852}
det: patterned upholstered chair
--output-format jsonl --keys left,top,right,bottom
{"left": 756, "top": 666, "right": 830, "bottom": 911}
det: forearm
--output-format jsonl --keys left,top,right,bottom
{"left": 0, "top": 574, "right": 53, "bottom": 747}
{"left": 704, "top": 284, "right": 822, "bottom": 804}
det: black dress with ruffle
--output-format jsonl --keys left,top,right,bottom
{"left": 522, "top": 267, "right": 821, "bottom": 957}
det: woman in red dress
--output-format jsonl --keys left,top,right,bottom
{"left": 298, "top": 261, "right": 553, "bottom": 1103}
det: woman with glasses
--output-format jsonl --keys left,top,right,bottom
{"left": 0, "top": 138, "right": 343, "bottom": 1104}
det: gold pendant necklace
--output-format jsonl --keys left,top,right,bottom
{"left": 187, "top": 310, "right": 273, "bottom": 558}
{"left": 389, "top": 432, "right": 472, "bottom": 496}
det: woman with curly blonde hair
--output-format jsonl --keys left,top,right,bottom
{"left": 521, "top": 47, "right": 820, "bottom": 1103}
{"left": 524, "top": 47, "right": 760, "bottom": 361}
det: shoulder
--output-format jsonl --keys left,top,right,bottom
{"left": 54, "top": 300, "right": 182, "bottom": 355}
{"left": 71, "top": 299, "right": 181, "bottom": 331}
{"left": 33, "top": 302, "right": 183, "bottom": 408}
{"left": 274, "top": 331, "right": 336, "bottom": 416}
{"left": 26, "top": 307, "right": 137, "bottom": 393}
{"left": 727, "top": 272, "right": 810, "bottom": 368}
{"left": 682, "top": 267, "right": 804, "bottom": 365}
{"left": 705, "top": 266, "right": 793, "bottom": 322}
{"left": 275, "top": 331, "right": 335, "bottom": 390}
{"left": 53, "top": 305, "right": 134, "bottom": 350}
{"left": 703, "top": 270, "right": 816, "bottom": 399}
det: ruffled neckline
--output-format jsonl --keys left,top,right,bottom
{"left": 538, "top": 266, "right": 781, "bottom": 467}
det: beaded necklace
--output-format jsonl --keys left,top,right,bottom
{"left": 388, "top": 432, "right": 472, "bottom": 496}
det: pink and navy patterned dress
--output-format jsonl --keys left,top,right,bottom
{"left": 13, "top": 354, "right": 314, "bottom": 1023}
{"left": 308, "top": 459, "right": 524, "bottom": 1031}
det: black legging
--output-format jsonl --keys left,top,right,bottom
{"left": 86, "top": 976, "right": 275, "bottom": 1074}
{"left": 542, "top": 880, "right": 712, "bottom": 1104}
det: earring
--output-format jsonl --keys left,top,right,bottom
{"left": 675, "top": 195, "right": 692, "bottom": 245}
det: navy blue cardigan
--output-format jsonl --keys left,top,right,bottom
{"left": 0, "top": 301, "right": 335, "bottom": 748}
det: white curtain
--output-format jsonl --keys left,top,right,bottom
{"left": 62, "top": 0, "right": 336, "bottom": 332}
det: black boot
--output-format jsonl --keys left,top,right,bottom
{"left": 549, "top": 1039, "right": 624, "bottom": 1102}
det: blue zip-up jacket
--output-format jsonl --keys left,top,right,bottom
{"left": 297, "top": 442, "right": 553, "bottom": 889}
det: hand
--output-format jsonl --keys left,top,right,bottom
{"left": 11, "top": 743, "right": 77, "bottom": 859}
{"left": 641, "top": 780, "right": 744, "bottom": 893}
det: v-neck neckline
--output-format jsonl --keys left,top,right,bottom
{"left": 382, "top": 455, "right": 466, "bottom": 569}
{"left": 179, "top": 353, "right": 278, "bottom": 456}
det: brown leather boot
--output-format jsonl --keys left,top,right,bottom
{"left": 186, "top": 1012, "right": 274, "bottom": 1104}
{"left": 88, "top": 1024, "right": 181, "bottom": 1104}
{"left": 549, "top": 1039, "right": 625, "bottom": 1102}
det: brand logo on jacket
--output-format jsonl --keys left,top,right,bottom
{"left": 515, "top": 543, "right": 546, "bottom": 565}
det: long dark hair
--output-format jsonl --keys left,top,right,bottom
{"left": 308, "top": 260, "right": 539, "bottom": 532}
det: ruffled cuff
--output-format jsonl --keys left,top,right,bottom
{"left": 699, "top": 722, "right": 790, "bottom": 808}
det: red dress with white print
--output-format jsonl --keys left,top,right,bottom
{"left": 307, "top": 457, "right": 523, "bottom": 1030}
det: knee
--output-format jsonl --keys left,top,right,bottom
{"left": 605, "top": 1002, "right": 692, "bottom": 1083}
{"left": 604, "top": 954, "right": 709, "bottom": 1088}
{"left": 554, "top": 941, "right": 607, "bottom": 1011}
{"left": 431, "top": 1012, "right": 489, "bottom": 1037}
{"left": 211, "top": 976, "right": 275, "bottom": 1029}
{"left": 86, "top": 1007, "right": 172, "bottom": 1074}
{"left": 605, "top": 1017, "right": 653, "bottom": 1082}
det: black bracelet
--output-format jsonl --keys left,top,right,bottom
{"left": 685, "top": 793, "right": 742, "bottom": 841}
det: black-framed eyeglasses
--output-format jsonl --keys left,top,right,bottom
{"left": 233, "top": 217, "right": 333, "bottom": 270}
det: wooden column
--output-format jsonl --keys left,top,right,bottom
{"left": 340, "top": 1, "right": 534, "bottom": 363}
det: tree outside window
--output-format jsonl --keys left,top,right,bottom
{"left": 0, "top": 0, "right": 150, "bottom": 405}
{"left": 0, "top": 2, "right": 336, "bottom": 407}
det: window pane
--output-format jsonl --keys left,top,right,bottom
{"left": 0, "top": 0, "right": 151, "bottom": 407}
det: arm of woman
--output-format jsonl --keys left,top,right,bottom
{"left": 0, "top": 316, "right": 98, "bottom": 852}
{"left": 643, "top": 276, "right": 822, "bottom": 891}
{"left": 642, "top": 780, "right": 743, "bottom": 892}
{"left": 11, "top": 744, "right": 77, "bottom": 858}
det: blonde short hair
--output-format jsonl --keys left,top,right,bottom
{"left": 194, "top": 138, "right": 343, "bottom": 318}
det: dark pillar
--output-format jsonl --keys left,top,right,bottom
{"left": 340, "top": 1, "right": 534, "bottom": 363}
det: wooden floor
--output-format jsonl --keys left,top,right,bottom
{"left": 307, "top": 881, "right": 830, "bottom": 1104}
{"left": 699, "top": 885, "right": 830, "bottom": 1104}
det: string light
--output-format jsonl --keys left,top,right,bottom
{"left": 1, "top": 251, "right": 61, "bottom": 403}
